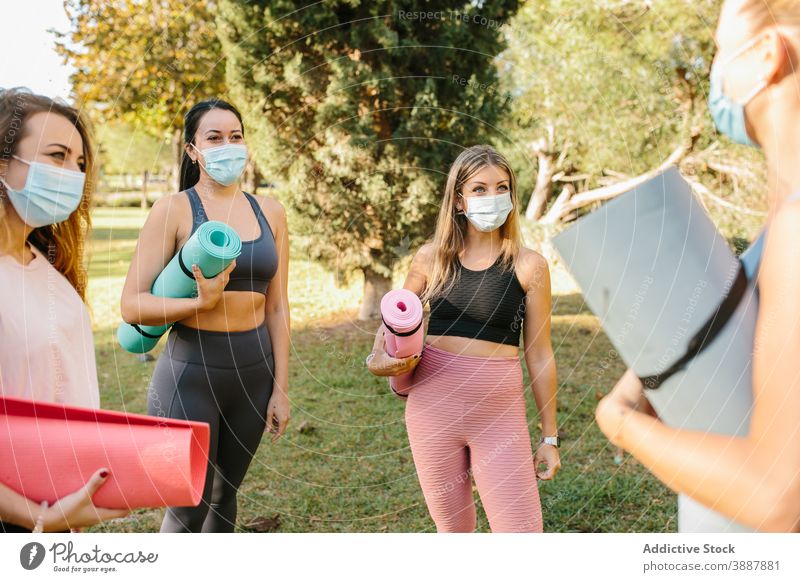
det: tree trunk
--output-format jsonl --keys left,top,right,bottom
{"left": 243, "top": 159, "right": 261, "bottom": 193}
{"left": 358, "top": 266, "right": 392, "bottom": 320}
{"left": 141, "top": 169, "right": 150, "bottom": 209}
{"left": 526, "top": 148, "right": 557, "bottom": 221}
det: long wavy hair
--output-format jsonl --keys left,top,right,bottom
{"left": 0, "top": 88, "right": 95, "bottom": 302}
{"left": 420, "top": 144, "right": 523, "bottom": 305}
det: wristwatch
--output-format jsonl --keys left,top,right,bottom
{"left": 539, "top": 435, "right": 560, "bottom": 448}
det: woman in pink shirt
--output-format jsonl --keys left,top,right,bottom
{"left": 0, "top": 88, "right": 128, "bottom": 532}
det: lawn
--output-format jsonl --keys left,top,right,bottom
{"left": 84, "top": 206, "right": 676, "bottom": 533}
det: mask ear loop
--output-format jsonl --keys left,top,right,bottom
{"left": 455, "top": 191, "right": 466, "bottom": 216}
{"left": 189, "top": 143, "right": 205, "bottom": 169}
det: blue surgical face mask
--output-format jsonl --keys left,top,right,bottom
{"left": 458, "top": 191, "right": 513, "bottom": 232}
{"left": 0, "top": 155, "right": 85, "bottom": 227}
{"left": 192, "top": 143, "right": 248, "bottom": 186}
{"left": 708, "top": 34, "right": 769, "bottom": 147}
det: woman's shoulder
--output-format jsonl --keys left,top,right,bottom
{"left": 514, "top": 246, "right": 550, "bottom": 294}
{"left": 251, "top": 192, "right": 286, "bottom": 230}
{"left": 148, "top": 191, "right": 192, "bottom": 215}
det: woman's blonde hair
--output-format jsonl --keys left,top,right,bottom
{"left": 420, "top": 144, "right": 522, "bottom": 305}
{"left": 740, "top": 0, "right": 800, "bottom": 29}
{"left": 0, "top": 88, "right": 95, "bottom": 302}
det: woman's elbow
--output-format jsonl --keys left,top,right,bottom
{"left": 119, "top": 296, "right": 141, "bottom": 325}
{"left": 760, "top": 479, "right": 800, "bottom": 532}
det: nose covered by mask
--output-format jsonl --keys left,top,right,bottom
{"left": 192, "top": 143, "right": 248, "bottom": 186}
{"left": 458, "top": 191, "right": 514, "bottom": 232}
{"left": 0, "top": 155, "right": 85, "bottom": 227}
{"left": 708, "top": 35, "right": 769, "bottom": 147}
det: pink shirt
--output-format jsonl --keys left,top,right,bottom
{"left": 0, "top": 243, "right": 99, "bottom": 408}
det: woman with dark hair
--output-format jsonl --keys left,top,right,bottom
{"left": 0, "top": 87, "right": 128, "bottom": 532}
{"left": 121, "top": 99, "right": 291, "bottom": 532}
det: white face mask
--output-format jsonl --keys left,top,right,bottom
{"left": 458, "top": 191, "right": 513, "bottom": 232}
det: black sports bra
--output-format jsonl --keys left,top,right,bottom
{"left": 427, "top": 253, "right": 527, "bottom": 346}
{"left": 186, "top": 187, "right": 278, "bottom": 295}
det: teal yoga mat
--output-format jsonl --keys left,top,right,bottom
{"left": 117, "top": 221, "right": 242, "bottom": 353}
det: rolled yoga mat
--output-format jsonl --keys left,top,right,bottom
{"left": 552, "top": 166, "right": 763, "bottom": 532}
{"left": 117, "top": 220, "right": 242, "bottom": 353}
{"left": 380, "top": 289, "right": 425, "bottom": 397}
{"left": 0, "top": 395, "right": 210, "bottom": 509}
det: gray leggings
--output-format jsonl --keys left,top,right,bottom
{"left": 147, "top": 322, "right": 274, "bottom": 533}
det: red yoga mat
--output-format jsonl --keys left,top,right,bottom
{"left": 380, "top": 289, "right": 424, "bottom": 397}
{"left": 0, "top": 395, "right": 210, "bottom": 510}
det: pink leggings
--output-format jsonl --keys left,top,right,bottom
{"left": 404, "top": 343, "right": 543, "bottom": 533}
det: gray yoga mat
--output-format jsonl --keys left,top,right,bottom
{"left": 553, "top": 166, "right": 763, "bottom": 532}
{"left": 117, "top": 220, "right": 242, "bottom": 354}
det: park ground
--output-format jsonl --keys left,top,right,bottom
{"left": 84, "top": 206, "right": 675, "bottom": 533}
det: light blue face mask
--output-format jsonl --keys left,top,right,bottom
{"left": 458, "top": 191, "right": 513, "bottom": 232}
{"left": 708, "top": 34, "right": 769, "bottom": 147}
{"left": 192, "top": 143, "right": 248, "bottom": 186}
{"left": 0, "top": 155, "right": 85, "bottom": 227}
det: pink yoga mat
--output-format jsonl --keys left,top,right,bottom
{"left": 0, "top": 395, "right": 210, "bottom": 509}
{"left": 380, "top": 289, "right": 424, "bottom": 397}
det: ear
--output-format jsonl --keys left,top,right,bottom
{"left": 760, "top": 28, "right": 789, "bottom": 86}
{"left": 185, "top": 143, "right": 198, "bottom": 164}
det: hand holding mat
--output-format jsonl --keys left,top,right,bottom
{"left": 552, "top": 166, "right": 762, "bottom": 532}
{"left": 117, "top": 220, "right": 242, "bottom": 353}
{"left": 0, "top": 395, "right": 210, "bottom": 510}
{"left": 380, "top": 289, "right": 425, "bottom": 397}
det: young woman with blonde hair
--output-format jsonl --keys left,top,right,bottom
{"left": 367, "top": 144, "right": 559, "bottom": 533}
{"left": 596, "top": 0, "right": 800, "bottom": 532}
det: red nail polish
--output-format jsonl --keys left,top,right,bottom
{"left": 100, "top": 470, "right": 109, "bottom": 478}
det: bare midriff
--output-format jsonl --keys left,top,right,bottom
{"left": 178, "top": 291, "right": 266, "bottom": 332}
{"left": 425, "top": 333, "right": 519, "bottom": 358}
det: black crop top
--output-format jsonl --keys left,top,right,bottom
{"left": 186, "top": 187, "right": 278, "bottom": 295}
{"left": 427, "top": 253, "right": 527, "bottom": 346}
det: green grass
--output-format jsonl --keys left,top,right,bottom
{"left": 84, "top": 207, "right": 676, "bottom": 533}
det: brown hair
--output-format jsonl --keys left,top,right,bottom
{"left": 0, "top": 88, "right": 95, "bottom": 302}
{"left": 420, "top": 144, "right": 522, "bottom": 305}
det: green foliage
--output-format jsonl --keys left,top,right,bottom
{"left": 56, "top": 0, "right": 227, "bottom": 139}
{"left": 501, "top": 0, "right": 717, "bottom": 182}
{"left": 95, "top": 122, "right": 173, "bottom": 175}
{"left": 216, "top": 0, "right": 520, "bottom": 281}
{"left": 499, "top": 0, "right": 766, "bottom": 240}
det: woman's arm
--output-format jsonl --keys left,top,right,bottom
{"left": 520, "top": 250, "right": 560, "bottom": 479}
{"left": 263, "top": 200, "right": 291, "bottom": 442}
{"left": 366, "top": 243, "right": 431, "bottom": 377}
{"left": 596, "top": 204, "right": 800, "bottom": 532}
{"left": 0, "top": 481, "right": 43, "bottom": 530}
{"left": 0, "top": 469, "right": 128, "bottom": 531}
{"left": 120, "top": 195, "right": 232, "bottom": 325}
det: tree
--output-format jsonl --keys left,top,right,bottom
{"left": 55, "top": 0, "right": 228, "bottom": 195}
{"left": 499, "top": 0, "right": 766, "bottom": 238}
{"left": 216, "top": 0, "right": 520, "bottom": 318}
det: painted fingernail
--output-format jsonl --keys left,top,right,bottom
{"left": 100, "top": 470, "right": 109, "bottom": 478}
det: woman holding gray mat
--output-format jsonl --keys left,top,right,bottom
{"left": 367, "top": 145, "right": 559, "bottom": 532}
{"left": 121, "top": 99, "right": 291, "bottom": 532}
{"left": 596, "top": 0, "right": 800, "bottom": 532}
